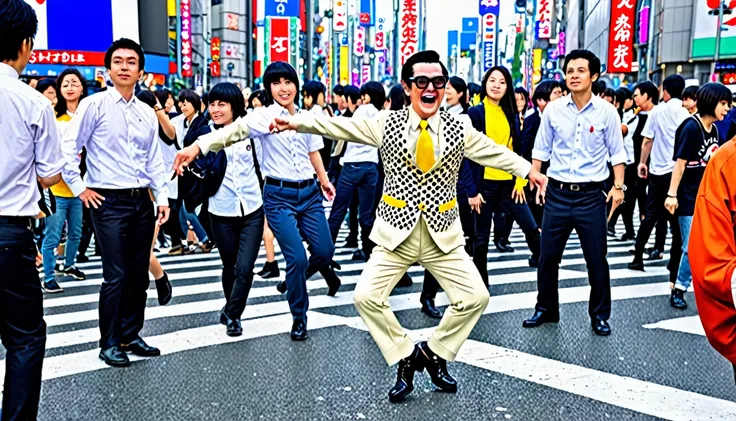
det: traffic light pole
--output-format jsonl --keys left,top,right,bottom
{"left": 245, "top": 0, "right": 253, "bottom": 87}
{"left": 306, "top": 0, "right": 314, "bottom": 80}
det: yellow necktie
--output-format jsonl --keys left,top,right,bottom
{"left": 416, "top": 120, "right": 435, "bottom": 172}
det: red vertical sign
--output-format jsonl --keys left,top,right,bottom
{"left": 181, "top": 0, "right": 193, "bottom": 77}
{"left": 210, "top": 37, "right": 221, "bottom": 77}
{"left": 399, "top": 0, "right": 419, "bottom": 66}
{"left": 269, "top": 18, "right": 290, "bottom": 62}
{"left": 607, "top": 0, "right": 636, "bottom": 73}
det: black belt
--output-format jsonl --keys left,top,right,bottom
{"left": 0, "top": 216, "right": 33, "bottom": 226}
{"left": 93, "top": 188, "right": 147, "bottom": 197}
{"left": 549, "top": 178, "right": 604, "bottom": 192}
{"left": 265, "top": 177, "right": 315, "bottom": 189}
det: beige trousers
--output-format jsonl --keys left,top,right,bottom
{"left": 353, "top": 220, "right": 489, "bottom": 366}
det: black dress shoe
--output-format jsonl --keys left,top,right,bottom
{"left": 528, "top": 255, "right": 539, "bottom": 268}
{"left": 646, "top": 248, "right": 663, "bottom": 260}
{"left": 591, "top": 319, "right": 612, "bottom": 336}
{"left": 670, "top": 288, "right": 688, "bottom": 310}
{"left": 121, "top": 338, "right": 161, "bottom": 357}
{"left": 290, "top": 319, "right": 308, "bottom": 341}
{"left": 258, "top": 261, "right": 280, "bottom": 279}
{"left": 417, "top": 341, "right": 457, "bottom": 393}
{"left": 227, "top": 318, "right": 243, "bottom": 337}
{"left": 522, "top": 310, "right": 560, "bottom": 328}
{"left": 388, "top": 345, "right": 424, "bottom": 403}
{"left": 352, "top": 250, "right": 368, "bottom": 261}
{"left": 607, "top": 226, "right": 616, "bottom": 237}
{"left": 618, "top": 233, "right": 635, "bottom": 242}
{"left": 76, "top": 254, "right": 90, "bottom": 263}
{"left": 276, "top": 280, "right": 287, "bottom": 294}
{"left": 396, "top": 273, "right": 413, "bottom": 288}
{"left": 155, "top": 271, "right": 172, "bottom": 306}
{"left": 420, "top": 298, "right": 443, "bottom": 319}
{"left": 99, "top": 346, "right": 131, "bottom": 368}
{"left": 323, "top": 266, "right": 341, "bottom": 296}
{"left": 344, "top": 236, "right": 359, "bottom": 249}
{"left": 494, "top": 241, "right": 514, "bottom": 253}
{"left": 628, "top": 259, "right": 644, "bottom": 271}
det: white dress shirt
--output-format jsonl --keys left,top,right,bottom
{"left": 61, "top": 87, "right": 169, "bottom": 206}
{"left": 159, "top": 133, "right": 179, "bottom": 199}
{"left": 640, "top": 99, "right": 691, "bottom": 175}
{"left": 209, "top": 136, "right": 264, "bottom": 217}
{"left": 0, "top": 63, "right": 64, "bottom": 216}
{"left": 621, "top": 109, "right": 637, "bottom": 165}
{"left": 533, "top": 94, "right": 627, "bottom": 183}
{"left": 342, "top": 104, "right": 380, "bottom": 164}
{"left": 197, "top": 103, "right": 323, "bottom": 182}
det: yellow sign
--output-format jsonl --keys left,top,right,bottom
{"left": 340, "top": 46, "right": 349, "bottom": 85}
{"left": 532, "top": 49, "right": 542, "bottom": 84}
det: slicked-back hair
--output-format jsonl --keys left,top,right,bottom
{"left": 359, "top": 81, "right": 386, "bottom": 110}
{"left": 662, "top": 74, "right": 685, "bottom": 100}
{"left": 55, "top": 68, "right": 88, "bottom": 117}
{"left": 400, "top": 50, "right": 449, "bottom": 86}
{"left": 209, "top": 82, "right": 247, "bottom": 120}
{"left": 263, "top": 61, "right": 300, "bottom": 104}
{"left": 104, "top": 38, "right": 145, "bottom": 70}
{"left": 388, "top": 84, "right": 407, "bottom": 110}
{"left": 696, "top": 83, "right": 732, "bottom": 118}
{"left": 564, "top": 49, "right": 602, "bottom": 80}
{"left": 532, "top": 80, "right": 559, "bottom": 106}
{"left": 635, "top": 81, "right": 659, "bottom": 106}
{"left": 342, "top": 85, "right": 360, "bottom": 105}
{"left": 0, "top": 0, "right": 37, "bottom": 62}
{"left": 178, "top": 89, "right": 201, "bottom": 113}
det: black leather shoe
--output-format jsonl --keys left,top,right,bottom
{"left": 670, "top": 288, "right": 688, "bottom": 310}
{"left": 121, "top": 338, "right": 161, "bottom": 357}
{"left": 628, "top": 259, "right": 645, "bottom": 271}
{"left": 276, "top": 280, "right": 287, "bottom": 294}
{"left": 344, "top": 236, "right": 359, "bottom": 249}
{"left": 591, "top": 319, "right": 612, "bottom": 336}
{"left": 607, "top": 226, "right": 616, "bottom": 237}
{"left": 618, "top": 233, "right": 635, "bottom": 242}
{"left": 388, "top": 345, "right": 424, "bottom": 403}
{"left": 528, "top": 255, "right": 539, "bottom": 268}
{"left": 420, "top": 298, "right": 443, "bottom": 319}
{"left": 258, "top": 261, "right": 280, "bottom": 279}
{"left": 646, "top": 248, "right": 663, "bottom": 260}
{"left": 155, "top": 271, "right": 172, "bottom": 306}
{"left": 227, "top": 318, "right": 243, "bottom": 337}
{"left": 290, "top": 319, "right": 308, "bottom": 341}
{"left": 417, "top": 341, "right": 457, "bottom": 393}
{"left": 522, "top": 310, "right": 560, "bottom": 328}
{"left": 323, "top": 266, "right": 341, "bottom": 296}
{"left": 99, "top": 346, "right": 131, "bottom": 368}
{"left": 396, "top": 273, "right": 413, "bottom": 288}
{"left": 352, "top": 250, "right": 368, "bottom": 261}
{"left": 494, "top": 241, "right": 514, "bottom": 253}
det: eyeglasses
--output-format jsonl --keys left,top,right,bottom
{"left": 408, "top": 76, "right": 447, "bottom": 90}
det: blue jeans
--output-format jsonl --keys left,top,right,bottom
{"left": 263, "top": 179, "right": 335, "bottom": 321}
{"left": 327, "top": 162, "right": 378, "bottom": 251}
{"left": 179, "top": 205, "right": 208, "bottom": 243}
{"left": 41, "top": 197, "right": 83, "bottom": 281}
{"left": 675, "top": 216, "right": 693, "bottom": 291}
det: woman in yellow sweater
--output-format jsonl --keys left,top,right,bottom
{"left": 40, "top": 69, "right": 88, "bottom": 293}
{"left": 467, "top": 66, "right": 541, "bottom": 287}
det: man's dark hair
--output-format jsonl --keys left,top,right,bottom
{"left": 0, "top": 0, "right": 37, "bottom": 62}
{"left": 682, "top": 85, "right": 699, "bottom": 101}
{"left": 467, "top": 82, "right": 482, "bottom": 100}
{"left": 635, "top": 81, "right": 659, "bottom": 105}
{"left": 342, "top": 85, "right": 360, "bottom": 105}
{"left": 104, "top": 38, "right": 145, "bottom": 70}
{"left": 359, "top": 81, "right": 386, "bottom": 110}
{"left": 209, "top": 82, "right": 247, "bottom": 120}
{"left": 55, "top": 68, "right": 89, "bottom": 117}
{"left": 35, "top": 78, "right": 56, "bottom": 96}
{"left": 532, "top": 80, "right": 559, "bottom": 106}
{"left": 262, "top": 61, "right": 300, "bottom": 104}
{"left": 178, "top": 89, "right": 201, "bottom": 113}
{"left": 603, "top": 87, "right": 615, "bottom": 99}
{"left": 592, "top": 80, "right": 607, "bottom": 96}
{"left": 387, "top": 84, "right": 407, "bottom": 110}
{"left": 400, "top": 50, "right": 449, "bottom": 86}
{"left": 563, "top": 49, "right": 602, "bottom": 81}
{"left": 154, "top": 88, "right": 172, "bottom": 109}
{"left": 696, "top": 82, "right": 732, "bottom": 118}
{"left": 333, "top": 84, "right": 345, "bottom": 96}
{"left": 662, "top": 74, "right": 685, "bottom": 100}
{"left": 302, "top": 80, "right": 326, "bottom": 106}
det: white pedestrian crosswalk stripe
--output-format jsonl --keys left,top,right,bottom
{"left": 3, "top": 220, "right": 724, "bottom": 420}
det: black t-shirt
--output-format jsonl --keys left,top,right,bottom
{"left": 672, "top": 115, "right": 720, "bottom": 216}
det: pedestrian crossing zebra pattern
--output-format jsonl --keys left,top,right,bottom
{"left": 2, "top": 219, "right": 736, "bottom": 421}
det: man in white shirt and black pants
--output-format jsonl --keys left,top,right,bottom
{"left": 0, "top": 1, "right": 64, "bottom": 418}
{"left": 62, "top": 39, "right": 170, "bottom": 368}
{"left": 628, "top": 75, "right": 690, "bottom": 283}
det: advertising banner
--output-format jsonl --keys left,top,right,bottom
{"left": 607, "top": 0, "right": 636, "bottom": 73}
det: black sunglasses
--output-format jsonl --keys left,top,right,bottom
{"left": 408, "top": 76, "right": 447, "bottom": 89}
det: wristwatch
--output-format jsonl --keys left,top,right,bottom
{"left": 614, "top": 184, "right": 627, "bottom": 192}
{"left": 154, "top": 104, "right": 164, "bottom": 112}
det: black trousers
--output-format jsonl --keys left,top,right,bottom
{"left": 0, "top": 218, "right": 46, "bottom": 421}
{"left": 162, "top": 197, "right": 185, "bottom": 244}
{"left": 210, "top": 208, "right": 265, "bottom": 320}
{"left": 633, "top": 173, "right": 682, "bottom": 283}
{"left": 421, "top": 194, "right": 475, "bottom": 300}
{"left": 608, "top": 163, "right": 638, "bottom": 236}
{"left": 91, "top": 190, "right": 155, "bottom": 349}
{"left": 536, "top": 182, "right": 611, "bottom": 320}
{"left": 77, "top": 203, "right": 96, "bottom": 257}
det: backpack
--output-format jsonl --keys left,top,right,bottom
{"left": 178, "top": 125, "right": 228, "bottom": 213}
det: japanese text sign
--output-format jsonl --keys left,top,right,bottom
{"left": 607, "top": 0, "right": 635, "bottom": 73}
{"left": 399, "top": 0, "right": 419, "bottom": 66}
{"left": 181, "top": 0, "right": 193, "bottom": 77}
{"left": 535, "top": 0, "right": 552, "bottom": 40}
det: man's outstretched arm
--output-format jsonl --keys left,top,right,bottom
{"left": 281, "top": 111, "right": 388, "bottom": 148}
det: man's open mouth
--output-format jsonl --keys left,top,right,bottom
{"left": 421, "top": 94, "right": 436, "bottom": 104}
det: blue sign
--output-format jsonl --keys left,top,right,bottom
{"left": 360, "top": 0, "right": 375, "bottom": 26}
{"left": 462, "top": 17, "right": 479, "bottom": 32}
{"left": 460, "top": 31, "right": 476, "bottom": 51}
{"left": 479, "top": 0, "right": 500, "bottom": 72}
{"left": 479, "top": 0, "right": 500, "bottom": 15}
{"left": 256, "top": 20, "right": 265, "bottom": 27}
{"left": 482, "top": 40, "right": 495, "bottom": 72}
{"left": 265, "top": 0, "right": 299, "bottom": 17}
{"left": 447, "top": 30, "right": 459, "bottom": 58}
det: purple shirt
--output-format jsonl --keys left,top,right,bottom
{"left": 61, "top": 87, "right": 169, "bottom": 206}
{"left": 0, "top": 63, "right": 64, "bottom": 216}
